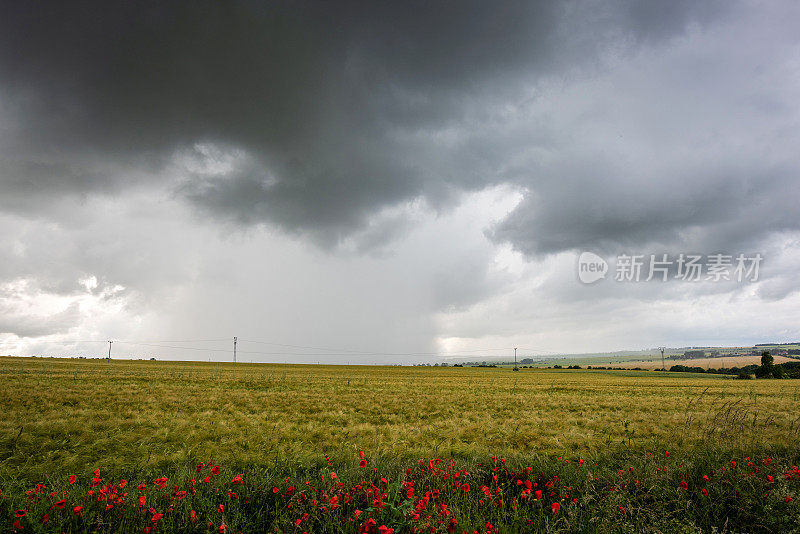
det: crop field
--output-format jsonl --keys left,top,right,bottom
{"left": 604, "top": 354, "right": 797, "bottom": 370}
{"left": 1, "top": 356, "right": 799, "bottom": 532}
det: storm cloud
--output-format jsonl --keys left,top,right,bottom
{"left": 1, "top": 1, "right": 799, "bottom": 358}
{"left": 2, "top": 1, "right": 731, "bottom": 243}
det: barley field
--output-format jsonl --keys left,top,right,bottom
{"left": 2, "top": 356, "right": 800, "bottom": 532}
{"left": 3, "top": 356, "right": 799, "bottom": 480}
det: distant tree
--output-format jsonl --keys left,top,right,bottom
{"left": 756, "top": 351, "right": 774, "bottom": 378}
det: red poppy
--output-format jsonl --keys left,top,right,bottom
{"left": 190, "top": 510, "right": 198, "bottom": 522}
{"left": 535, "top": 490, "right": 542, "bottom": 500}
{"left": 211, "top": 466, "right": 221, "bottom": 475}
{"left": 12, "top": 520, "right": 22, "bottom": 530}
{"left": 220, "top": 523, "right": 227, "bottom": 533}
{"left": 41, "top": 513, "right": 49, "bottom": 524}
{"left": 272, "top": 487, "right": 279, "bottom": 494}
{"left": 330, "top": 472, "right": 337, "bottom": 479}
{"left": 139, "top": 496, "right": 146, "bottom": 507}
{"left": 359, "top": 450, "right": 365, "bottom": 459}
{"left": 231, "top": 474, "right": 243, "bottom": 484}
{"left": 217, "top": 504, "right": 224, "bottom": 513}
{"left": 702, "top": 488, "right": 708, "bottom": 495}
{"left": 73, "top": 506, "right": 83, "bottom": 515}
{"left": 359, "top": 459, "right": 367, "bottom": 468}
{"left": 54, "top": 500, "right": 66, "bottom": 509}
{"left": 551, "top": 502, "right": 560, "bottom": 515}
{"left": 463, "top": 484, "right": 470, "bottom": 492}
{"left": 151, "top": 513, "right": 163, "bottom": 522}
{"left": 68, "top": 475, "right": 77, "bottom": 485}
{"left": 14, "top": 510, "right": 26, "bottom": 518}
{"left": 786, "top": 496, "right": 793, "bottom": 503}
{"left": 680, "top": 481, "right": 688, "bottom": 491}
{"left": 767, "top": 475, "right": 775, "bottom": 483}
{"left": 119, "top": 479, "right": 127, "bottom": 488}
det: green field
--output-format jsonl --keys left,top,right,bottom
{"left": 2, "top": 357, "right": 799, "bottom": 532}
{"left": 3, "top": 356, "right": 799, "bottom": 479}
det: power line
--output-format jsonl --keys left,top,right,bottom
{"left": 4, "top": 336, "right": 561, "bottom": 361}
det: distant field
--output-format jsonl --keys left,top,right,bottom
{"left": 2, "top": 356, "right": 799, "bottom": 481}
{"left": 604, "top": 354, "right": 796, "bottom": 370}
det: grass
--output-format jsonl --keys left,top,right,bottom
{"left": 1, "top": 356, "right": 799, "bottom": 532}
{"left": 2, "top": 356, "right": 799, "bottom": 481}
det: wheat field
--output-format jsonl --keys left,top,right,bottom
{"left": 2, "top": 356, "right": 799, "bottom": 481}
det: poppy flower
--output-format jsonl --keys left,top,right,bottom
{"left": 40, "top": 514, "right": 49, "bottom": 524}
{"left": 14, "top": 510, "right": 26, "bottom": 518}
{"left": 680, "top": 481, "right": 688, "bottom": 490}
{"left": 535, "top": 490, "right": 542, "bottom": 500}
{"left": 151, "top": 513, "right": 163, "bottom": 522}
{"left": 12, "top": 520, "right": 22, "bottom": 530}
{"left": 139, "top": 496, "right": 146, "bottom": 507}
{"left": 359, "top": 459, "right": 367, "bottom": 468}
{"left": 767, "top": 475, "right": 775, "bottom": 483}
{"left": 211, "top": 466, "right": 221, "bottom": 475}
{"left": 551, "top": 502, "right": 560, "bottom": 515}
{"left": 702, "top": 488, "right": 708, "bottom": 495}
{"left": 330, "top": 472, "right": 337, "bottom": 479}
{"left": 220, "top": 524, "right": 227, "bottom": 533}
{"left": 68, "top": 475, "right": 77, "bottom": 485}
{"left": 73, "top": 506, "right": 83, "bottom": 515}
{"left": 463, "top": 484, "right": 470, "bottom": 492}
{"left": 217, "top": 504, "right": 224, "bottom": 513}
{"left": 786, "top": 496, "right": 793, "bottom": 503}
{"left": 54, "top": 500, "right": 66, "bottom": 509}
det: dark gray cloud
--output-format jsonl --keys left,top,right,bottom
{"left": 0, "top": 0, "right": 728, "bottom": 247}
{"left": 3, "top": 0, "right": 800, "bottom": 357}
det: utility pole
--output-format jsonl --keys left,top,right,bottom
{"left": 233, "top": 336, "right": 237, "bottom": 363}
{"left": 108, "top": 340, "right": 113, "bottom": 360}
{"left": 514, "top": 347, "right": 518, "bottom": 371}
{"left": 659, "top": 346, "right": 666, "bottom": 371}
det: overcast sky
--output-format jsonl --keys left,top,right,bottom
{"left": 1, "top": 1, "right": 799, "bottom": 363}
